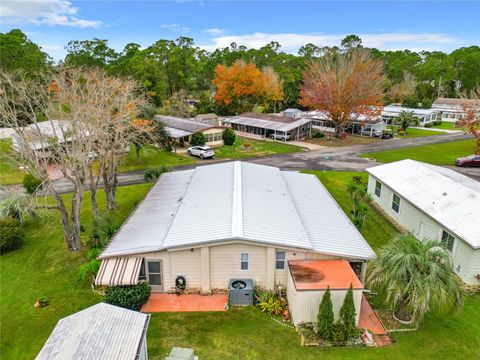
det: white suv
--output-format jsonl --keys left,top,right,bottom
{"left": 187, "top": 145, "right": 215, "bottom": 160}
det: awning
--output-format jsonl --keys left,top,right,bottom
{"left": 95, "top": 257, "right": 143, "bottom": 286}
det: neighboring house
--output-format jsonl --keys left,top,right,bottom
{"left": 367, "top": 160, "right": 480, "bottom": 285}
{"left": 96, "top": 161, "right": 375, "bottom": 297}
{"left": 223, "top": 112, "right": 312, "bottom": 140}
{"left": 36, "top": 303, "right": 150, "bottom": 360}
{"left": 12, "top": 120, "right": 72, "bottom": 158}
{"left": 432, "top": 97, "right": 471, "bottom": 122}
{"left": 155, "top": 115, "right": 225, "bottom": 146}
{"left": 309, "top": 111, "right": 385, "bottom": 136}
{"left": 194, "top": 113, "right": 220, "bottom": 126}
{"left": 381, "top": 105, "right": 440, "bottom": 126}
{"left": 283, "top": 108, "right": 303, "bottom": 119}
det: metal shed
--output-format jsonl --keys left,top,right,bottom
{"left": 287, "top": 260, "right": 363, "bottom": 326}
{"left": 36, "top": 303, "right": 150, "bottom": 360}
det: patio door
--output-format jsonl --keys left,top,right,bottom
{"left": 146, "top": 259, "right": 163, "bottom": 292}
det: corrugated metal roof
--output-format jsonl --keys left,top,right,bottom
{"left": 367, "top": 160, "right": 480, "bottom": 249}
{"left": 101, "top": 161, "right": 375, "bottom": 260}
{"left": 224, "top": 115, "right": 311, "bottom": 132}
{"left": 164, "top": 126, "right": 193, "bottom": 138}
{"left": 282, "top": 171, "right": 376, "bottom": 259}
{"left": 155, "top": 115, "right": 211, "bottom": 132}
{"left": 36, "top": 303, "right": 149, "bottom": 360}
{"left": 382, "top": 105, "right": 439, "bottom": 116}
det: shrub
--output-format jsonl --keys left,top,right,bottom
{"left": 87, "top": 213, "right": 120, "bottom": 249}
{"left": 339, "top": 284, "right": 359, "bottom": 340}
{"left": 255, "top": 288, "right": 285, "bottom": 315}
{"left": 78, "top": 248, "right": 101, "bottom": 281}
{"left": 0, "top": 192, "right": 37, "bottom": 222}
{"left": 144, "top": 165, "right": 172, "bottom": 182}
{"left": 22, "top": 174, "right": 43, "bottom": 194}
{"left": 222, "top": 128, "right": 236, "bottom": 145}
{"left": 312, "top": 129, "right": 325, "bottom": 138}
{"left": 317, "top": 287, "right": 334, "bottom": 340}
{"left": 190, "top": 132, "right": 206, "bottom": 146}
{"left": 424, "top": 122, "right": 433, "bottom": 128}
{"left": 0, "top": 217, "right": 25, "bottom": 253}
{"left": 104, "top": 282, "right": 151, "bottom": 310}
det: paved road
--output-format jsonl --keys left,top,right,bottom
{"left": 1, "top": 132, "right": 478, "bottom": 199}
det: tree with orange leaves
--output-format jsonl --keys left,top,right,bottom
{"left": 459, "top": 87, "right": 480, "bottom": 155}
{"left": 213, "top": 60, "right": 283, "bottom": 114}
{"left": 300, "top": 49, "right": 385, "bottom": 138}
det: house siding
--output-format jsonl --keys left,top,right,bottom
{"left": 368, "top": 175, "right": 479, "bottom": 285}
{"left": 287, "top": 267, "right": 362, "bottom": 326}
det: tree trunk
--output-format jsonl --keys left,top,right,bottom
{"left": 88, "top": 165, "right": 100, "bottom": 219}
{"left": 103, "top": 166, "right": 118, "bottom": 210}
{"left": 135, "top": 144, "right": 141, "bottom": 161}
{"left": 47, "top": 182, "right": 76, "bottom": 250}
{"left": 335, "top": 124, "right": 343, "bottom": 138}
{"left": 70, "top": 181, "right": 84, "bottom": 251}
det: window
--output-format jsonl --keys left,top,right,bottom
{"left": 276, "top": 251, "right": 286, "bottom": 270}
{"left": 392, "top": 194, "right": 401, "bottom": 213}
{"left": 441, "top": 230, "right": 455, "bottom": 252}
{"left": 241, "top": 253, "right": 248, "bottom": 270}
{"left": 375, "top": 181, "right": 382, "bottom": 197}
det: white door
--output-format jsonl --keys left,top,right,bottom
{"left": 146, "top": 260, "right": 163, "bottom": 292}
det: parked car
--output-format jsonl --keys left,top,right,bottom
{"left": 455, "top": 155, "right": 480, "bottom": 167}
{"left": 187, "top": 145, "right": 215, "bottom": 160}
{"left": 271, "top": 133, "right": 291, "bottom": 141}
{"left": 360, "top": 127, "right": 382, "bottom": 137}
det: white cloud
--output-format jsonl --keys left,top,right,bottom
{"left": 200, "top": 32, "right": 457, "bottom": 53}
{"left": 160, "top": 23, "right": 190, "bottom": 33}
{"left": 203, "top": 27, "right": 226, "bottom": 36}
{"left": 0, "top": 0, "right": 101, "bottom": 28}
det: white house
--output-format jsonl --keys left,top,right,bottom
{"left": 381, "top": 105, "right": 440, "bottom": 126}
{"left": 432, "top": 97, "right": 472, "bottom": 122}
{"left": 95, "top": 161, "right": 375, "bottom": 294}
{"left": 366, "top": 160, "right": 480, "bottom": 285}
{"left": 36, "top": 303, "right": 150, "bottom": 360}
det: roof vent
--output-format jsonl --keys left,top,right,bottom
{"left": 443, "top": 192, "right": 448, "bottom": 196}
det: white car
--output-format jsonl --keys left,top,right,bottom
{"left": 187, "top": 145, "right": 215, "bottom": 160}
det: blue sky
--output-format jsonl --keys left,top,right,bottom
{"left": 1, "top": 1, "right": 479, "bottom": 60}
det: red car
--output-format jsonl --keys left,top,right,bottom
{"left": 455, "top": 155, "right": 480, "bottom": 167}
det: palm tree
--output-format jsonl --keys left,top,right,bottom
{"left": 367, "top": 235, "right": 463, "bottom": 325}
{"left": 394, "top": 110, "right": 419, "bottom": 133}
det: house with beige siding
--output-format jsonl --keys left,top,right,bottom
{"left": 367, "top": 160, "right": 480, "bottom": 285}
{"left": 96, "top": 161, "right": 375, "bottom": 296}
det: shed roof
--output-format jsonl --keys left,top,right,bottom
{"left": 36, "top": 303, "right": 149, "bottom": 360}
{"left": 225, "top": 113, "right": 311, "bottom": 132}
{"left": 100, "top": 161, "right": 375, "bottom": 260}
{"left": 289, "top": 260, "right": 363, "bottom": 291}
{"left": 367, "top": 160, "right": 480, "bottom": 249}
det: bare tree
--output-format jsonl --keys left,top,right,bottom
{"left": 0, "top": 69, "right": 95, "bottom": 250}
{"left": 459, "top": 87, "right": 480, "bottom": 154}
{"left": 388, "top": 72, "right": 416, "bottom": 104}
{"left": 300, "top": 49, "right": 385, "bottom": 138}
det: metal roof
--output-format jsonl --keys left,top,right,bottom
{"left": 367, "top": 160, "right": 480, "bottom": 249}
{"left": 36, "top": 303, "right": 150, "bottom": 360}
{"left": 101, "top": 161, "right": 375, "bottom": 260}
{"left": 382, "top": 105, "right": 439, "bottom": 117}
{"left": 164, "top": 126, "right": 193, "bottom": 138}
{"left": 13, "top": 120, "right": 72, "bottom": 151}
{"left": 224, "top": 115, "right": 311, "bottom": 132}
{"left": 155, "top": 115, "right": 211, "bottom": 132}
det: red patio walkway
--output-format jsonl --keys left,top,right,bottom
{"left": 358, "top": 295, "right": 387, "bottom": 335}
{"left": 141, "top": 293, "right": 228, "bottom": 313}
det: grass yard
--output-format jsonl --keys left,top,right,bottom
{"left": 213, "top": 136, "right": 304, "bottom": 159}
{"left": 118, "top": 145, "right": 195, "bottom": 172}
{"left": 1, "top": 172, "right": 479, "bottom": 360}
{"left": 0, "top": 183, "right": 152, "bottom": 360}
{"left": 395, "top": 127, "right": 444, "bottom": 138}
{"left": 0, "top": 139, "right": 26, "bottom": 185}
{"left": 361, "top": 139, "right": 476, "bottom": 165}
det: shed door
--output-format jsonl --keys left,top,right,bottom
{"left": 146, "top": 260, "right": 164, "bottom": 292}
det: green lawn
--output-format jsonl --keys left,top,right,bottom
{"left": 118, "top": 145, "right": 195, "bottom": 172}
{"left": 0, "top": 139, "right": 26, "bottom": 185}
{"left": 395, "top": 127, "right": 444, "bottom": 138}
{"left": 0, "top": 183, "right": 152, "bottom": 360}
{"left": 430, "top": 122, "right": 457, "bottom": 130}
{"left": 213, "top": 136, "right": 304, "bottom": 159}
{"left": 1, "top": 172, "right": 479, "bottom": 360}
{"left": 362, "top": 139, "right": 476, "bottom": 165}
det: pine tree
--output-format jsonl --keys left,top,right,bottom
{"left": 339, "top": 284, "right": 358, "bottom": 340}
{"left": 317, "top": 286, "right": 334, "bottom": 340}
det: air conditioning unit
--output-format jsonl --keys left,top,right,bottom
{"left": 228, "top": 279, "right": 254, "bottom": 306}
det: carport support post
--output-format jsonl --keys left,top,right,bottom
{"left": 200, "top": 247, "right": 210, "bottom": 294}
{"left": 266, "top": 247, "right": 275, "bottom": 290}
